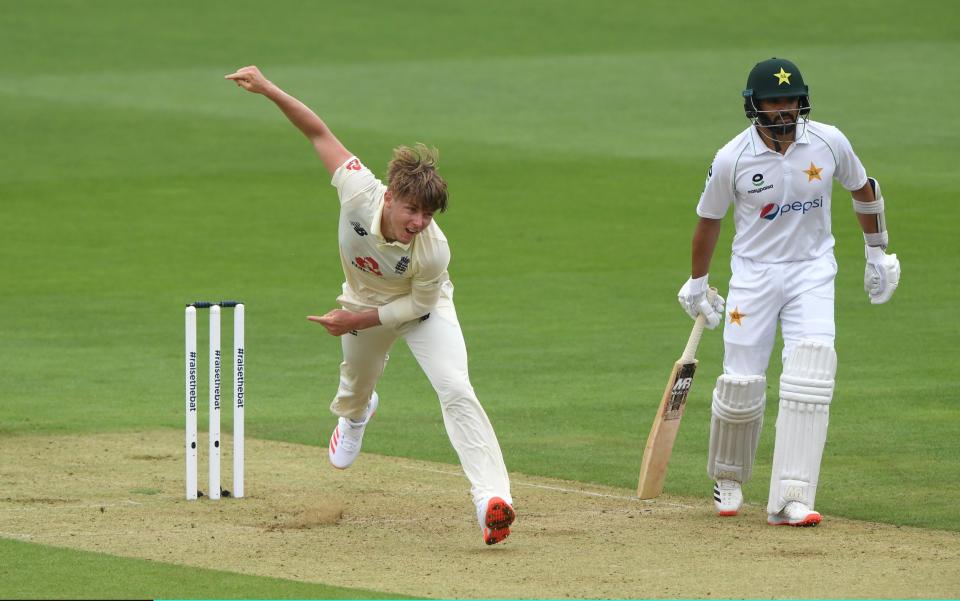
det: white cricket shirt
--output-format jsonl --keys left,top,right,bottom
{"left": 697, "top": 119, "right": 868, "bottom": 262}
{"left": 331, "top": 156, "right": 450, "bottom": 327}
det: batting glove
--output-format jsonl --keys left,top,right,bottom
{"left": 678, "top": 275, "right": 725, "bottom": 329}
{"left": 864, "top": 245, "right": 900, "bottom": 304}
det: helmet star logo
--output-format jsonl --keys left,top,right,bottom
{"left": 773, "top": 67, "right": 792, "bottom": 85}
{"left": 729, "top": 307, "right": 747, "bottom": 326}
{"left": 803, "top": 162, "right": 823, "bottom": 182}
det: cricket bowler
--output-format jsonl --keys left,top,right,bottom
{"left": 226, "top": 65, "right": 515, "bottom": 545}
{"left": 677, "top": 57, "right": 900, "bottom": 526}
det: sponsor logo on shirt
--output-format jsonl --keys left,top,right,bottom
{"left": 748, "top": 173, "right": 774, "bottom": 194}
{"left": 352, "top": 256, "right": 383, "bottom": 277}
{"left": 394, "top": 256, "right": 410, "bottom": 274}
{"left": 346, "top": 158, "right": 362, "bottom": 171}
{"left": 350, "top": 221, "right": 369, "bottom": 236}
{"left": 759, "top": 195, "right": 824, "bottom": 221}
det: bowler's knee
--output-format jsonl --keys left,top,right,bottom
{"left": 436, "top": 378, "right": 477, "bottom": 408}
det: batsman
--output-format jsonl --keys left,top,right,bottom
{"left": 679, "top": 58, "right": 900, "bottom": 526}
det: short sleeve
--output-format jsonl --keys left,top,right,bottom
{"left": 330, "top": 156, "right": 381, "bottom": 205}
{"left": 696, "top": 152, "right": 733, "bottom": 219}
{"left": 830, "top": 128, "right": 868, "bottom": 191}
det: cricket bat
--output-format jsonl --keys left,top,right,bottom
{"left": 636, "top": 288, "right": 717, "bottom": 499}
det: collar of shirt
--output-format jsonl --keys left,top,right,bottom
{"left": 749, "top": 118, "right": 811, "bottom": 156}
{"left": 369, "top": 196, "right": 412, "bottom": 251}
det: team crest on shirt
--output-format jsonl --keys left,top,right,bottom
{"left": 394, "top": 256, "right": 410, "bottom": 274}
{"left": 803, "top": 162, "right": 823, "bottom": 182}
{"left": 352, "top": 256, "right": 383, "bottom": 277}
{"left": 346, "top": 158, "right": 362, "bottom": 171}
{"left": 729, "top": 307, "right": 747, "bottom": 325}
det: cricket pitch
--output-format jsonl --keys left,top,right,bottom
{"left": 1, "top": 431, "right": 959, "bottom": 599}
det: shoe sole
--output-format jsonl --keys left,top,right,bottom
{"left": 717, "top": 509, "right": 739, "bottom": 517}
{"left": 483, "top": 526, "right": 509, "bottom": 545}
{"left": 483, "top": 497, "right": 515, "bottom": 545}
{"left": 768, "top": 513, "right": 822, "bottom": 527}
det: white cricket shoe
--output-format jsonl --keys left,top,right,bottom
{"left": 328, "top": 393, "right": 379, "bottom": 470}
{"left": 767, "top": 501, "right": 822, "bottom": 527}
{"left": 714, "top": 479, "right": 743, "bottom": 516}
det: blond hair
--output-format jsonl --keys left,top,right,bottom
{"left": 387, "top": 143, "right": 448, "bottom": 213}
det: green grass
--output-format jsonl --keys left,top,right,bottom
{"left": 0, "top": 537, "right": 413, "bottom": 599}
{"left": 2, "top": 0, "right": 959, "bottom": 597}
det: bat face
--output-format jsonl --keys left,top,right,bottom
{"left": 638, "top": 291, "right": 715, "bottom": 499}
{"left": 664, "top": 361, "right": 697, "bottom": 420}
{"left": 637, "top": 358, "right": 700, "bottom": 498}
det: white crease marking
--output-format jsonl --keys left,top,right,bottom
{"left": 396, "top": 464, "right": 696, "bottom": 508}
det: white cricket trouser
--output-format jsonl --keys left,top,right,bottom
{"left": 330, "top": 281, "right": 512, "bottom": 508}
{"left": 723, "top": 253, "right": 837, "bottom": 376}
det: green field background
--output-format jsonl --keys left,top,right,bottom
{"left": 2, "top": 0, "right": 958, "bottom": 598}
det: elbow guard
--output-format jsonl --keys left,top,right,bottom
{"left": 853, "top": 177, "right": 888, "bottom": 248}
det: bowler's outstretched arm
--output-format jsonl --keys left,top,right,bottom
{"left": 226, "top": 65, "right": 352, "bottom": 176}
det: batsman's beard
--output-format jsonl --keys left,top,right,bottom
{"left": 758, "top": 113, "right": 797, "bottom": 137}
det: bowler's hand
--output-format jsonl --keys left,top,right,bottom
{"left": 225, "top": 65, "right": 274, "bottom": 95}
{"left": 308, "top": 310, "right": 356, "bottom": 337}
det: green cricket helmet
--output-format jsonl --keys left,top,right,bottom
{"left": 742, "top": 57, "right": 811, "bottom": 119}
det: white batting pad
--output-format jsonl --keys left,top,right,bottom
{"left": 707, "top": 374, "right": 766, "bottom": 483}
{"left": 768, "top": 340, "right": 837, "bottom": 513}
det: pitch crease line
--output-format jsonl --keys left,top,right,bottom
{"left": 0, "top": 499, "right": 143, "bottom": 513}
{"left": 397, "top": 464, "right": 695, "bottom": 507}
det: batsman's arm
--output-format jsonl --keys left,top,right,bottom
{"left": 851, "top": 180, "right": 877, "bottom": 227}
{"left": 225, "top": 66, "right": 352, "bottom": 176}
{"left": 691, "top": 217, "right": 722, "bottom": 278}
{"left": 851, "top": 178, "right": 883, "bottom": 240}
{"left": 852, "top": 176, "right": 899, "bottom": 303}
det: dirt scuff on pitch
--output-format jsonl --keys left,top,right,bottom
{"left": 1, "top": 431, "right": 959, "bottom": 599}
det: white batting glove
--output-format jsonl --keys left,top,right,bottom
{"left": 678, "top": 275, "right": 725, "bottom": 329}
{"left": 864, "top": 245, "right": 900, "bottom": 304}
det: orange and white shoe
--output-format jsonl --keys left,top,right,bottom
{"left": 328, "top": 393, "right": 378, "bottom": 469}
{"left": 479, "top": 496, "right": 515, "bottom": 545}
{"left": 714, "top": 479, "right": 743, "bottom": 516}
{"left": 768, "top": 501, "right": 821, "bottom": 527}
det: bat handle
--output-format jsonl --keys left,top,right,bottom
{"left": 680, "top": 287, "right": 718, "bottom": 363}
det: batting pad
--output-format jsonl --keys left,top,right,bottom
{"left": 768, "top": 340, "right": 837, "bottom": 513}
{"left": 707, "top": 374, "right": 766, "bottom": 483}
